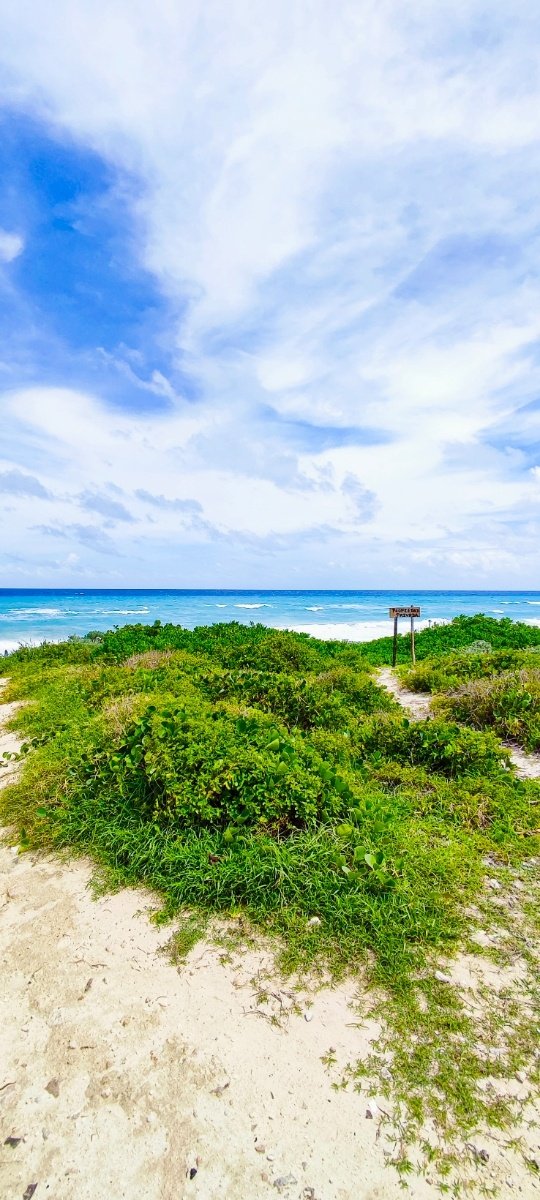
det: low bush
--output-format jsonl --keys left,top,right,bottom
{"left": 436, "top": 667, "right": 540, "bottom": 751}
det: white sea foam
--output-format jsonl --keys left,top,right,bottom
{"left": 279, "top": 618, "right": 441, "bottom": 642}
{"left": 305, "top": 606, "right": 324, "bottom": 611}
{"left": 94, "top": 608, "right": 151, "bottom": 616}
{"left": 527, "top": 601, "right": 540, "bottom": 606}
{"left": 234, "top": 603, "right": 270, "bottom": 609}
{"left": 0, "top": 607, "right": 63, "bottom": 619}
{"left": 0, "top": 639, "right": 23, "bottom": 654}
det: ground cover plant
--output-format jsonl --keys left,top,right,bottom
{"left": 1, "top": 613, "right": 540, "bottom": 1191}
{"left": 402, "top": 641, "right": 540, "bottom": 751}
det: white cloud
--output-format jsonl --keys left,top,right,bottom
{"left": 0, "top": 228, "right": 23, "bottom": 262}
{"left": 1, "top": 2, "right": 540, "bottom": 584}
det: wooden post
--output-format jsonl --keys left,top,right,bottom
{"left": 392, "top": 614, "right": 398, "bottom": 666}
{"left": 389, "top": 606, "right": 420, "bottom": 667}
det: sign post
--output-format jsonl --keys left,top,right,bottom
{"left": 389, "top": 606, "right": 421, "bottom": 666}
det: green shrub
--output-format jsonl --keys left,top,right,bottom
{"left": 436, "top": 667, "right": 540, "bottom": 750}
{"left": 353, "top": 715, "right": 510, "bottom": 778}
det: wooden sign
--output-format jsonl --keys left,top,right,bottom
{"left": 389, "top": 605, "right": 421, "bottom": 665}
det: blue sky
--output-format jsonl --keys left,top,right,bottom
{"left": 1, "top": 0, "right": 540, "bottom": 587}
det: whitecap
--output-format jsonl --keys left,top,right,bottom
{"left": 95, "top": 608, "right": 151, "bottom": 616}
{"left": 234, "top": 603, "right": 269, "bottom": 609}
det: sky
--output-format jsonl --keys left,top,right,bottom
{"left": 0, "top": 0, "right": 540, "bottom": 589}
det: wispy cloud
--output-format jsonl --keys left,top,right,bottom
{"left": 0, "top": 2, "right": 539, "bottom": 585}
{"left": 78, "top": 489, "right": 135, "bottom": 522}
{"left": 0, "top": 228, "right": 23, "bottom": 262}
{"left": 0, "top": 468, "right": 52, "bottom": 498}
{"left": 134, "top": 489, "right": 203, "bottom": 514}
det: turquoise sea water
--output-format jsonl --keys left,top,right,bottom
{"left": 1, "top": 589, "right": 540, "bottom": 653}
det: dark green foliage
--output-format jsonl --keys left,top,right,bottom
{"left": 353, "top": 714, "right": 511, "bottom": 778}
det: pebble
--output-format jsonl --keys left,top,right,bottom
{"left": 274, "top": 1176, "right": 298, "bottom": 1189}
{"left": 306, "top": 917, "right": 321, "bottom": 928}
{"left": 515, "top": 1070, "right": 526, "bottom": 1083}
{"left": 304, "top": 1012, "right": 313, "bottom": 1023}
{"left": 434, "top": 970, "right": 452, "bottom": 984}
{"left": 255, "top": 1145, "right": 266, "bottom": 1154}
{"left": 487, "top": 878, "right": 501, "bottom": 890}
{"left": 365, "top": 1101, "right": 379, "bottom": 1119}
{"left": 45, "top": 1078, "right": 60, "bottom": 1098}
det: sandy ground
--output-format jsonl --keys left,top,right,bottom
{"left": 376, "top": 668, "right": 433, "bottom": 720}
{"left": 1, "top": 679, "right": 540, "bottom": 1199}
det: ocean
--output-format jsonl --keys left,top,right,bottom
{"left": 1, "top": 589, "right": 540, "bottom": 654}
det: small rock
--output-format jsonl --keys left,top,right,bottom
{"left": 255, "top": 1145, "right": 266, "bottom": 1154}
{"left": 266, "top": 1153, "right": 275, "bottom": 1161}
{"left": 307, "top": 917, "right": 321, "bottom": 928}
{"left": 23, "top": 1187, "right": 38, "bottom": 1200}
{"left": 4, "top": 1135, "right": 22, "bottom": 1148}
{"left": 188, "top": 1166, "right": 197, "bottom": 1180}
{"left": 365, "top": 1101, "right": 379, "bottom": 1119}
{"left": 434, "top": 970, "right": 452, "bottom": 984}
{"left": 274, "top": 1176, "right": 298, "bottom": 1190}
{"left": 100, "top": 1088, "right": 111, "bottom": 1099}
{"left": 487, "top": 878, "right": 501, "bottom": 890}
{"left": 67, "top": 1042, "right": 77, "bottom": 1051}
{"left": 45, "top": 1079, "right": 60, "bottom": 1098}
{"left": 304, "top": 1011, "right": 313, "bottom": 1023}
{"left": 515, "top": 1070, "right": 526, "bottom": 1082}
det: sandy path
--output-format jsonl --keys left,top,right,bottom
{"left": 376, "top": 669, "right": 540, "bottom": 780}
{"left": 0, "top": 680, "right": 434, "bottom": 1200}
{"left": 375, "top": 668, "right": 432, "bottom": 720}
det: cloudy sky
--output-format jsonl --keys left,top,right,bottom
{"left": 1, "top": 0, "right": 539, "bottom": 588}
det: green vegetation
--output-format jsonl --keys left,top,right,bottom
{"left": 1, "top": 613, "right": 539, "bottom": 1190}
{"left": 403, "top": 640, "right": 540, "bottom": 751}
